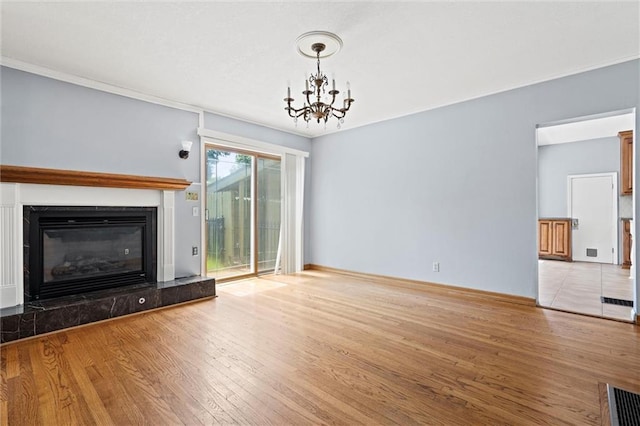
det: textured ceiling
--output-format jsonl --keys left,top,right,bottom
{"left": 1, "top": 2, "right": 639, "bottom": 138}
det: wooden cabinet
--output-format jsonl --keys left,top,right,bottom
{"left": 539, "top": 220, "right": 553, "bottom": 256}
{"left": 620, "top": 130, "right": 633, "bottom": 195}
{"left": 622, "top": 218, "right": 632, "bottom": 269}
{"left": 539, "top": 219, "right": 572, "bottom": 261}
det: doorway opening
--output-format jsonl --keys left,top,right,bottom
{"left": 204, "top": 145, "right": 281, "bottom": 281}
{"left": 536, "top": 110, "right": 636, "bottom": 321}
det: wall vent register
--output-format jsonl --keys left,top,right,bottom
{"left": 607, "top": 384, "right": 640, "bottom": 426}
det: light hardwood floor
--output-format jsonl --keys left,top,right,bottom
{"left": 538, "top": 260, "right": 634, "bottom": 321}
{"left": 2, "top": 270, "right": 640, "bottom": 425}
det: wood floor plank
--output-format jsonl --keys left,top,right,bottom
{"left": 93, "top": 324, "right": 186, "bottom": 425}
{"left": 159, "top": 307, "right": 330, "bottom": 425}
{"left": 0, "top": 348, "right": 7, "bottom": 426}
{"left": 83, "top": 363, "right": 145, "bottom": 425}
{"left": 2, "top": 271, "right": 640, "bottom": 425}
{"left": 28, "top": 335, "right": 95, "bottom": 425}
{"left": 114, "top": 314, "right": 266, "bottom": 425}
{"left": 61, "top": 335, "right": 114, "bottom": 425}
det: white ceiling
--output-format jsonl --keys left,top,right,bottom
{"left": 1, "top": 2, "right": 639, "bottom": 138}
{"left": 537, "top": 112, "right": 635, "bottom": 146}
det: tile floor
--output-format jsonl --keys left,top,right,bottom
{"left": 538, "top": 259, "right": 635, "bottom": 321}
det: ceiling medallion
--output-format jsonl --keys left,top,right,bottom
{"left": 284, "top": 31, "right": 354, "bottom": 129}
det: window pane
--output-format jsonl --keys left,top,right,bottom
{"left": 205, "top": 149, "right": 253, "bottom": 279}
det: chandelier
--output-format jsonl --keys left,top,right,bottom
{"left": 284, "top": 32, "right": 354, "bottom": 129}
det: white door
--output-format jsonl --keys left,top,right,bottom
{"left": 568, "top": 173, "right": 617, "bottom": 263}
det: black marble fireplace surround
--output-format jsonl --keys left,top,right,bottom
{"left": 0, "top": 276, "right": 216, "bottom": 344}
{"left": 0, "top": 205, "right": 216, "bottom": 344}
{"left": 24, "top": 206, "right": 157, "bottom": 301}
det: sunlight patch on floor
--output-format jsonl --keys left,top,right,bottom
{"left": 217, "top": 278, "right": 287, "bottom": 296}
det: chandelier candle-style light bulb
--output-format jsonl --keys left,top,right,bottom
{"left": 284, "top": 35, "right": 354, "bottom": 129}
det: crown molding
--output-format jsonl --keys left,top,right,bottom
{"left": 1, "top": 57, "right": 204, "bottom": 114}
{"left": 0, "top": 57, "right": 313, "bottom": 139}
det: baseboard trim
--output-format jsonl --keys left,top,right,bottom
{"left": 305, "top": 264, "right": 536, "bottom": 307}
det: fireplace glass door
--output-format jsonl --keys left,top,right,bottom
{"left": 43, "top": 225, "right": 143, "bottom": 283}
{"left": 205, "top": 146, "right": 281, "bottom": 280}
{"left": 24, "top": 206, "right": 156, "bottom": 301}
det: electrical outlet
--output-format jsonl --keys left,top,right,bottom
{"left": 432, "top": 262, "right": 440, "bottom": 272}
{"left": 192, "top": 246, "right": 198, "bottom": 256}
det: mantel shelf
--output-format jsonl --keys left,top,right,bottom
{"left": 0, "top": 165, "right": 191, "bottom": 191}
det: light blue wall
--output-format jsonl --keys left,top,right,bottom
{"left": 1, "top": 67, "right": 204, "bottom": 278}
{"left": 1, "top": 67, "right": 310, "bottom": 277}
{"left": 538, "top": 137, "right": 621, "bottom": 218}
{"left": 1, "top": 67, "right": 200, "bottom": 182}
{"left": 310, "top": 59, "right": 639, "bottom": 299}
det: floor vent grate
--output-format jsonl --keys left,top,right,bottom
{"left": 607, "top": 384, "right": 640, "bottom": 426}
{"left": 601, "top": 297, "right": 634, "bottom": 307}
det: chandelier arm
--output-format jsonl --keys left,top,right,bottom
{"left": 329, "top": 91, "right": 338, "bottom": 107}
{"left": 285, "top": 102, "right": 316, "bottom": 119}
{"left": 331, "top": 109, "right": 346, "bottom": 120}
{"left": 289, "top": 109, "right": 308, "bottom": 119}
{"left": 286, "top": 101, "right": 304, "bottom": 117}
{"left": 293, "top": 108, "right": 312, "bottom": 118}
{"left": 285, "top": 102, "right": 296, "bottom": 118}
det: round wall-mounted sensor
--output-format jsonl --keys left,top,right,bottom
{"left": 296, "top": 31, "right": 343, "bottom": 58}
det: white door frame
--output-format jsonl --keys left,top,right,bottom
{"left": 567, "top": 172, "right": 618, "bottom": 263}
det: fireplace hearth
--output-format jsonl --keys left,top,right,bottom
{"left": 24, "top": 206, "right": 157, "bottom": 301}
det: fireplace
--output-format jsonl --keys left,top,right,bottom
{"left": 24, "top": 206, "right": 157, "bottom": 301}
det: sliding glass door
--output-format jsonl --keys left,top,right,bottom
{"left": 204, "top": 145, "right": 281, "bottom": 280}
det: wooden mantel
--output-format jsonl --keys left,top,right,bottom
{"left": 0, "top": 165, "right": 191, "bottom": 191}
